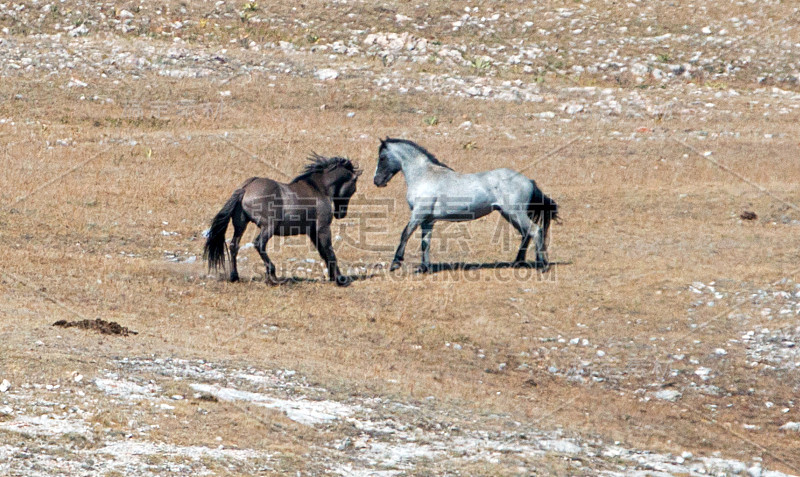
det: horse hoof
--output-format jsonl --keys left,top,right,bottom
{"left": 536, "top": 261, "right": 551, "bottom": 272}
{"left": 336, "top": 275, "right": 353, "bottom": 287}
{"left": 414, "top": 264, "right": 430, "bottom": 274}
{"left": 390, "top": 261, "right": 402, "bottom": 272}
{"left": 229, "top": 274, "right": 240, "bottom": 282}
{"left": 266, "top": 276, "right": 284, "bottom": 286}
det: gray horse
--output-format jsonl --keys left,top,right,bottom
{"left": 373, "top": 138, "right": 558, "bottom": 272}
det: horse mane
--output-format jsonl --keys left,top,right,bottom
{"left": 383, "top": 138, "right": 453, "bottom": 170}
{"left": 291, "top": 153, "right": 359, "bottom": 184}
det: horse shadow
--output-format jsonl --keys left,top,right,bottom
{"left": 421, "top": 260, "right": 571, "bottom": 274}
{"left": 242, "top": 260, "right": 570, "bottom": 284}
{"left": 245, "top": 271, "right": 381, "bottom": 285}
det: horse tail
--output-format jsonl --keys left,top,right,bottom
{"left": 204, "top": 188, "right": 246, "bottom": 272}
{"left": 527, "top": 180, "right": 559, "bottom": 250}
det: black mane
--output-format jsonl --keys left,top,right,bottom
{"left": 382, "top": 138, "right": 453, "bottom": 170}
{"left": 291, "top": 153, "right": 358, "bottom": 183}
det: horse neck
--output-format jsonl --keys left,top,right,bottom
{"left": 397, "top": 153, "right": 434, "bottom": 186}
{"left": 294, "top": 174, "right": 330, "bottom": 197}
{"left": 309, "top": 171, "right": 348, "bottom": 198}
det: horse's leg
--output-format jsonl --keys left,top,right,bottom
{"left": 533, "top": 216, "right": 548, "bottom": 267}
{"left": 309, "top": 226, "right": 351, "bottom": 287}
{"left": 501, "top": 210, "right": 535, "bottom": 266}
{"left": 228, "top": 208, "right": 248, "bottom": 282}
{"left": 416, "top": 221, "right": 434, "bottom": 273}
{"left": 390, "top": 217, "right": 423, "bottom": 272}
{"left": 254, "top": 227, "right": 280, "bottom": 284}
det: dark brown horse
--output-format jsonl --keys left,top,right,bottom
{"left": 204, "top": 155, "right": 361, "bottom": 286}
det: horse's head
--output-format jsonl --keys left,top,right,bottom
{"left": 373, "top": 138, "right": 403, "bottom": 187}
{"left": 292, "top": 155, "right": 361, "bottom": 219}
{"left": 331, "top": 164, "right": 361, "bottom": 219}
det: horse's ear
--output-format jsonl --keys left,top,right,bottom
{"left": 379, "top": 137, "right": 386, "bottom": 146}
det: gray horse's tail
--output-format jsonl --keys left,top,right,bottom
{"left": 204, "top": 188, "right": 246, "bottom": 272}
{"left": 527, "top": 180, "right": 559, "bottom": 249}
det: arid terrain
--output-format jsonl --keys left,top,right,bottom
{"left": 1, "top": 1, "right": 800, "bottom": 475}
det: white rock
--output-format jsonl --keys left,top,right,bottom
{"left": 0, "top": 379, "right": 9, "bottom": 392}
{"left": 631, "top": 63, "right": 649, "bottom": 76}
{"left": 67, "top": 78, "right": 87, "bottom": 88}
{"left": 315, "top": 69, "right": 339, "bottom": 81}
{"left": 68, "top": 24, "right": 89, "bottom": 37}
{"left": 714, "top": 348, "right": 727, "bottom": 356}
{"left": 653, "top": 389, "right": 682, "bottom": 402}
{"left": 464, "top": 86, "right": 482, "bottom": 96}
{"left": 694, "top": 367, "right": 712, "bottom": 380}
{"left": 779, "top": 422, "right": 800, "bottom": 432}
{"left": 119, "top": 9, "right": 134, "bottom": 19}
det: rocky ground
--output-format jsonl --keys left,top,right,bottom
{"left": 1, "top": 353, "right": 795, "bottom": 476}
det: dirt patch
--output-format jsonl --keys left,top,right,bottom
{"left": 52, "top": 319, "right": 138, "bottom": 336}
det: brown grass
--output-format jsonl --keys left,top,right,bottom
{"left": 2, "top": 0, "right": 800, "bottom": 474}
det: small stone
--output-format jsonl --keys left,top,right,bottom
{"left": 353, "top": 437, "right": 369, "bottom": 449}
{"left": 779, "top": 422, "right": 800, "bottom": 432}
{"left": 653, "top": 389, "right": 682, "bottom": 402}
{"left": 0, "top": 380, "right": 9, "bottom": 392}
{"left": 336, "top": 437, "right": 352, "bottom": 450}
{"left": 315, "top": 69, "right": 339, "bottom": 81}
{"left": 694, "top": 367, "right": 711, "bottom": 380}
{"left": 68, "top": 24, "right": 89, "bottom": 37}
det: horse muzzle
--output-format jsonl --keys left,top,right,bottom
{"left": 333, "top": 207, "right": 348, "bottom": 219}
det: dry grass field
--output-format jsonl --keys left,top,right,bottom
{"left": 1, "top": 1, "right": 800, "bottom": 475}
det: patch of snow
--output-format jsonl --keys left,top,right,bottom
{"left": 190, "top": 383, "right": 355, "bottom": 426}
{"left": 0, "top": 415, "right": 91, "bottom": 436}
{"left": 95, "top": 377, "right": 159, "bottom": 399}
